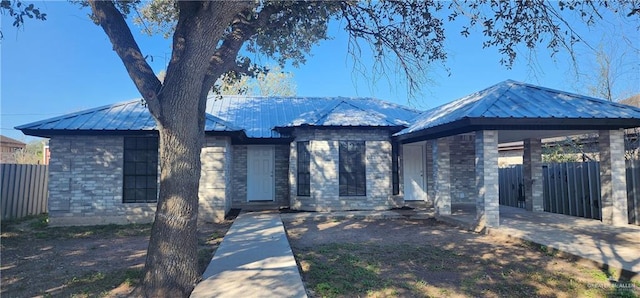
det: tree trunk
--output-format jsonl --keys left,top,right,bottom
{"left": 88, "top": 2, "right": 256, "bottom": 295}
{"left": 139, "top": 3, "right": 251, "bottom": 297}
{"left": 141, "top": 86, "right": 204, "bottom": 297}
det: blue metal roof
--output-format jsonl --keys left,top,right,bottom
{"left": 16, "top": 100, "right": 241, "bottom": 135}
{"left": 18, "top": 80, "right": 640, "bottom": 140}
{"left": 397, "top": 80, "right": 640, "bottom": 136}
{"left": 206, "top": 96, "right": 421, "bottom": 138}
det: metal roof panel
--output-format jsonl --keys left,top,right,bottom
{"left": 206, "top": 96, "right": 421, "bottom": 138}
{"left": 16, "top": 100, "right": 241, "bottom": 134}
{"left": 397, "top": 80, "right": 640, "bottom": 136}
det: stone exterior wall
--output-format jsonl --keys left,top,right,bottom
{"left": 523, "top": 138, "right": 544, "bottom": 212}
{"left": 48, "top": 135, "right": 235, "bottom": 226}
{"left": 231, "top": 145, "right": 248, "bottom": 206}
{"left": 231, "top": 144, "right": 290, "bottom": 209}
{"left": 475, "top": 130, "right": 500, "bottom": 227}
{"left": 599, "top": 129, "right": 629, "bottom": 226}
{"left": 449, "top": 134, "right": 476, "bottom": 203}
{"left": 274, "top": 145, "right": 291, "bottom": 206}
{"left": 198, "top": 136, "right": 232, "bottom": 222}
{"left": 48, "top": 135, "right": 155, "bottom": 226}
{"left": 433, "top": 137, "right": 452, "bottom": 215}
{"left": 289, "top": 128, "right": 400, "bottom": 211}
{"left": 425, "top": 140, "right": 434, "bottom": 203}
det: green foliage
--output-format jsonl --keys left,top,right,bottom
{"left": 0, "top": 0, "right": 46, "bottom": 38}
{"left": 129, "top": 1, "right": 640, "bottom": 97}
{"left": 543, "top": 143, "right": 581, "bottom": 163}
{"left": 542, "top": 136, "right": 598, "bottom": 163}
{"left": 64, "top": 268, "right": 142, "bottom": 295}
{"left": 215, "top": 65, "right": 296, "bottom": 96}
{"left": 133, "top": 0, "right": 176, "bottom": 38}
{"left": 13, "top": 139, "right": 46, "bottom": 164}
{"left": 1, "top": 215, "right": 152, "bottom": 240}
{"left": 295, "top": 241, "right": 638, "bottom": 298}
{"left": 0, "top": 213, "right": 48, "bottom": 231}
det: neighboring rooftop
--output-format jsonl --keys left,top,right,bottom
{"left": 620, "top": 94, "right": 640, "bottom": 108}
{"left": 0, "top": 135, "right": 26, "bottom": 147}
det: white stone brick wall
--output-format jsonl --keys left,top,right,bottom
{"left": 48, "top": 135, "right": 235, "bottom": 226}
{"left": 475, "top": 130, "right": 500, "bottom": 227}
{"left": 198, "top": 136, "right": 232, "bottom": 222}
{"left": 48, "top": 135, "right": 155, "bottom": 226}
{"left": 433, "top": 137, "right": 452, "bottom": 215}
{"left": 599, "top": 129, "right": 629, "bottom": 226}
{"left": 289, "top": 128, "right": 397, "bottom": 211}
{"left": 523, "top": 138, "right": 544, "bottom": 212}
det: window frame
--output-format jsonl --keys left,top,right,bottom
{"left": 122, "top": 137, "right": 159, "bottom": 203}
{"left": 391, "top": 142, "right": 400, "bottom": 195}
{"left": 339, "top": 141, "right": 366, "bottom": 196}
{"left": 296, "top": 141, "right": 311, "bottom": 196}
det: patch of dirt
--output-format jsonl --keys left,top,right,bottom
{"left": 283, "top": 217, "right": 639, "bottom": 297}
{"left": 1, "top": 218, "right": 232, "bottom": 297}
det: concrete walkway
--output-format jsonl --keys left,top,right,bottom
{"left": 191, "top": 212, "right": 307, "bottom": 298}
{"left": 439, "top": 204, "right": 640, "bottom": 278}
{"left": 192, "top": 204, "right": 639, "bottom": 297}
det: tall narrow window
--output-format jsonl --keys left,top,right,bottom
{"left": 391, "top": 142, "right": 400, "bottom": 195}
{"left": 123, "top": 137, "right": 159, "bottom": 203}
{"left": 339, "top": 141, "right": 366, "bottom": 196}
{"left": 297, "top": 141, "right": 311, "bottom": 196}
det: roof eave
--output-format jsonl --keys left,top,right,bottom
{"left": 467, "top": 117, "right": 640, "bottom": 130}
{"left": 395, "top": 117, "right": 640, "bottom": 143}
{"left": 20, "top": 129, "right": 246, "bottom": 139}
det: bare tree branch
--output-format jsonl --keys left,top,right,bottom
{"left": 88, "top": 0, "right": 162, "bottom": 116}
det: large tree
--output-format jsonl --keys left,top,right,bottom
{"left": 4, "top": 0, "right": 639, "bottom": 296}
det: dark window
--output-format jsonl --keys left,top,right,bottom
{"left": 123, "top": 137, "right": 158, "bottom": 203}
{"left": 392, "top": 142, "right": 400, "bottom": 195}
{"left": 339, "top": 141, "right": 366, "bottom": 196}
{"left": 297, "top": 141, "right": 311, "bottom": 196}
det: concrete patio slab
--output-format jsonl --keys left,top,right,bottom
{"left": 190, "top": 212, "right": 307, "bottom": 298}
{"left": 440, "top": 204, "right": 640, "bottom": 279}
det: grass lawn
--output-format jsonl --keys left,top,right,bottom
{"left": 1, "top": 214, "right": 231, "bottom": 297}
{"left": 284, "top": 218, "right": 640, "bottom": 298}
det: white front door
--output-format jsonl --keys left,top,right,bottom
{"left": 403, "top": 144, "right": 426, "bottom": 201}
{"left": 247, "top": 146, "right": 275, "bottom": 202}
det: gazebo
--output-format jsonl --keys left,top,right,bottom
{"left": 395, "top": 80, "right": 640, "bottom": 227}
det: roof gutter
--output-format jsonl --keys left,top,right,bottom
{"left": 395, "top": 117, "right": 640, "bottom": 144}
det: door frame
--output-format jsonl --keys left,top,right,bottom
{"left": 246, "top": 145, "right": 275, "bottom": 202}
{"left": 403, "top": 143, "right": 426, "bottom": 201}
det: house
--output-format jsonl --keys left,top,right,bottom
{"left": 0, "top": 135, "right": 26, "bottom": 164}
{"left": 17, "top": 80, "right": 640, "bottom": 227}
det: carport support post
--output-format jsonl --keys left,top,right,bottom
{"left": 433, "top": 137, "right": 451, "bottom": 215}
{"left": 523, "top": 138, "right": 544, "bottom": 212}
{"left": 475, "top": 130, "right": 499, "bottom": 227}
{"left": 598, "top": 129, "right": 629, "bottom": 226}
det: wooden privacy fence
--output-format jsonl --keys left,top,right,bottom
{"left": 499, "top": 161, "right": 640, "bottom": 225}
{"left": 0, "top": 164, "right": 48, "bottom": 220}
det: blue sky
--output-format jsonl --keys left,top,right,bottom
{"left": 2, "top": 2, "right": 639, "bottom": 142}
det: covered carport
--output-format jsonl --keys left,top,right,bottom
{"left": 395, "top": 80, "right": 640, "bottom": 228}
